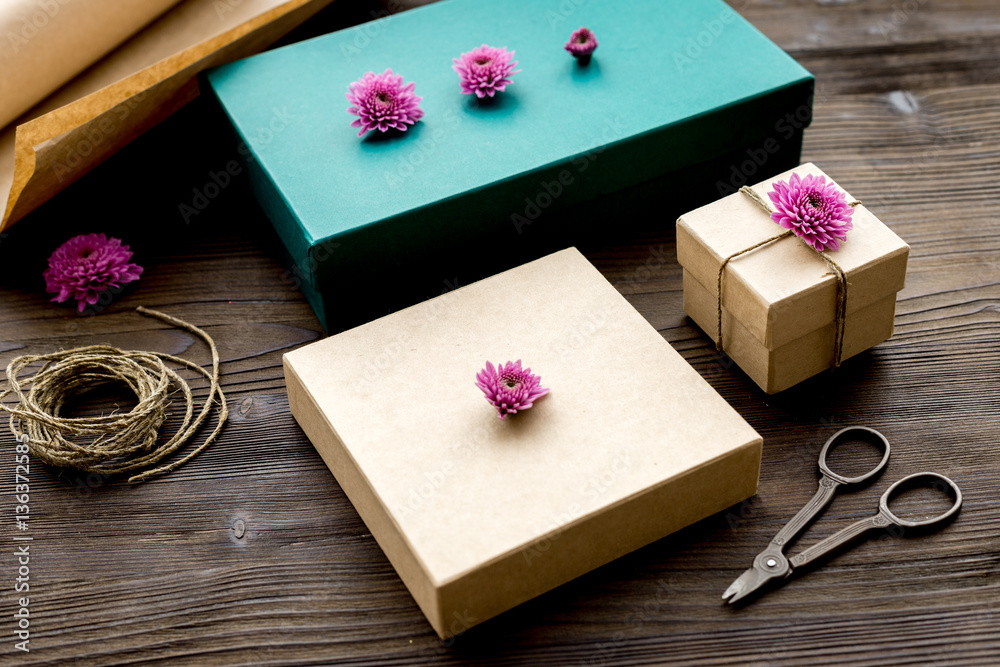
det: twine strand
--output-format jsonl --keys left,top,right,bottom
{"left": 715, "top": 228, "right": 793, "bottom": 346}
{"left": 0, "top": 307, "right": 227, "bottom": 483}
{"left": 819, "top": 251, "right": 849, "bottom": 370}
{"left": 739, "top": 185, "right": 774, "bottom": 214}
{"left": 714, "top": 186, "right": 861, "bottom": 368}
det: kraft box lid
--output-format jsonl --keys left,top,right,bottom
{"left": 207, "top": 0, "right": 813, "bottom": 330}
{"left": 283, "top": 248, "right": 762, "bottom": 638}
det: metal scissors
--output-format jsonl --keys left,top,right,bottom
{"left": 722, "top": 426, "right": 962, "bottom": 604}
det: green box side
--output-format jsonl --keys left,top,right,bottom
{"left": 210, "top": 87, "right": 811, "bottom": 331}
{"left": 309, "top": 78, "right": 814, "bottom": 283}
{"left": 308, "top": 127, "right": 805, "bottom": 331}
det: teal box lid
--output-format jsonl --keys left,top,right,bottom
{"left": 207, "top": 0, "right": 812, "bottom": 330}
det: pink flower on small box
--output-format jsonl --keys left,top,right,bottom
{"left": 475, "top": 360, "right": 549, "bottom": 420}
{"left": 565, "top": 27, "right": 598, "bottom": 63}
{"left": 43, "top": 233, "right": 143, "bottom": 312}
{"left": 452, "top": 45, "right": 521, "bottom": 99}
{"left": 768, "top": 173, "right": 854, "bottom": 252}
{"left": 345, "top": 68, "right": 424, "bottom": 137}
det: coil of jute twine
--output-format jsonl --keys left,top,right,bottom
{"left": 715, "top": 186, "right": 863, "bottom": 368}
{"left": 0, "top": 307, "right": 227, "bottom": 483}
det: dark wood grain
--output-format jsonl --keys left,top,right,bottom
{"left": 2, "top": 0, "right": 999, "bottom": 664}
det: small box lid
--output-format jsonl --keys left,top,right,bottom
{"left": 676, "top": 163, "right": 910, "bottom": 350}
{"left": 206, "top": 0, "right": 812, "bottom": 293}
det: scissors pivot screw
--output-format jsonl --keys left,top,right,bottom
{"left": 765, "top": 558, "right": 778, "bottom": 568}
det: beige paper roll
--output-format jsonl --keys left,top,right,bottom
{"left": 0, "top": 0, "right": 336, "bottom": 232}
{"left": 0, "top": 0, "right": 182, "bottom": 130}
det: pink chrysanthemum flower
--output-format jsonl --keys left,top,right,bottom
{"left": 345, "top": 68, "right": 424, "bottom": 138}
{"left": 475, "top": 360, "right": 549, "bottom": 420}
{"left": 452, "top": 45, "right": 521, "bottom": 99}
{"left": 565, "top": 27, "right": 598, "bottom": 62}
{"left": 43, "top": 233, "right": 143, "bottom": 312}
{"left": 768, "top": 173, "right": 855, "bottom": 252}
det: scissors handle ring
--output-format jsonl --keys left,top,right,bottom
{"left": 879, "top": 471, "right": 963, "bottom": 528}
{"left": 818, "top": 426, "right": 891, "bottom": 485}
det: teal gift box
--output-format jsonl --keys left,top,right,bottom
{"left": 207, "top": 0, "right": 813, "bottom": 331}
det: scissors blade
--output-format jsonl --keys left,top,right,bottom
{"left": 722, "top": 567, "right": 757, "bottom": 602}
{"left": 721, "top": 565, "right": 782, "bottom": 604}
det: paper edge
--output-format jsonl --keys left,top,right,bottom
{"left": 0, "top": 0, "right": 331, "bottom": 232}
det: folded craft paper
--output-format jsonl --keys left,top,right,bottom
{"left": 677, "top": 163, "right": 910, "bottom": 393}
{"left": 0, "top": 0, "right": 336, "bottom": 232}
{"left": 284, "top": 248, "right": 762, "bottom": 637}
{"left": 0, "top": 0, "right": 181, "bottom": 130}
{"left": 208, "top": 0, "right": 815, "bottom": 331}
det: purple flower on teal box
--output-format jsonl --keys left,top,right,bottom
{"left": 453, "top": 45, "right": 521, "bottom": 99}
{"left": 346, "top": 68, "right": 424, "bottom": 137}
{"left": 476, "top": 360, "right": 550, "bottom": 420}
{"left": 768, "top": 173, "right": 855, "bottom": 252}
{"left": 565, "top": 27, "right": 598, "bottom": 63}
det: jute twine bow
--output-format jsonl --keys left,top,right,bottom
{"left": 716, "top": 186, "right": 863, "bottom": 368}
{"left": 0, "top": 307, "right": 227, "bottom": 483}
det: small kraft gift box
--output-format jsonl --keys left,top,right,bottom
{"left": 284, "top": 248, "right": 762, "bottom": 638}
{"left": 677, "top": 163, "right": 910, "bottom": 394}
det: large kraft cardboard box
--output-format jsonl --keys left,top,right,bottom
{"left": 284, "top": 248, "right": 763, "bottom": 637}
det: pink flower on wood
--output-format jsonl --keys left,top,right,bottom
{"left": 43, "top": 233, "right": 143, "bottom": 312}
{"left": 768, "top": 173, "right": 855, "bottom": 252}
{"left": 453, "top": 45, "right": 521, "bottom": 98}
{"left": 346, "top": 68, "right": 424, "bottom": 137}
{"left": 476, "top": 360, "right": 549, "bottom": 420}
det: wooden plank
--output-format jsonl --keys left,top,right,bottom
{"left": 0, "top": 0, "right": 998, "bottom": 664}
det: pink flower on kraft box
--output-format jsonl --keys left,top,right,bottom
{"left": 43, "top": 233, "right": 143, "bottom": 312}
{"left": 476, "top": 360, "right": 549, "bottom": 420}
{"left": 768, "top": 173, "right": 854, "bottom": 252}
{"left": 346, "top": 68, "right": 424, "bottom": 137}
{"left": 453, "top": 45, "right": 521, "bottom": 99}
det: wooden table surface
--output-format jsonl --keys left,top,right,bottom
{"left": 2, "top": 1, "right": 999, "bottom": 664}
